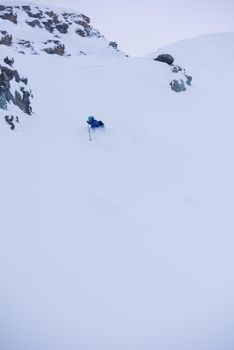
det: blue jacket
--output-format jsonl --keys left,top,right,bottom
{"left": 87, "top": 116, "right": 104, "bottom": 128}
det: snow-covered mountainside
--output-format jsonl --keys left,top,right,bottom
{"left": 1, "top": 3, "right": 234, "bottom": 348}
{"left": 0, "top": 1, "right": 124, "bottom": 56}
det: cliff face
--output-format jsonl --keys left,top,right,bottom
{"left": 0, "top": 53, "right": 33, "bottom": 129}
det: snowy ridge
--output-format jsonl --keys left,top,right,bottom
{"left": 0, "top": 1, "right": 124, "bottom": 56}
{"left": 148, "top": 32, "right": 234, "bottom": 75}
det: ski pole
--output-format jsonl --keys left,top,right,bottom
{"left": 88, "top": 125, "right": 92, "bottom": 141}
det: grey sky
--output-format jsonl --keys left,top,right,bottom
{"left": 28, "top": 0, "right": 234, "bottom": 56}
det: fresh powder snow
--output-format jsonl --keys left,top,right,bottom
{"left": 0, "top": 3, "right": 234, "bottom": 350}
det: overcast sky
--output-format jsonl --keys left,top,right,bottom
{"left": 28, "top": 0, "right": 234, "bottom": 56}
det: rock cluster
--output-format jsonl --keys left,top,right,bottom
{"left": 0, "top": 5, "right": 17, "bottom": 23}
{"left": 43, "top": 40, "right": 65, "bottom": 56}
{"left": 0, "top": 56, "right": 33, "bottom": 130}
{"left": 0, "top": 4, "right": 97, "bottom": 37}
{"left": 0, "top": 30, "right": 12, "bottom": 46}
{"left": 170, "top": 64, "right": 193, "bottom": 92}
{"left": 109, "top": 42, "right": 118, "bottom": 49}
{"left": 0, "top": 4, "right": 121, "bottom": 56}
{"left": 154, "top": 53, "right": 193, "bottom": 92}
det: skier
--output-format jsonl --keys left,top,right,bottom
{"left": 87, "top": 116, "right": 104, "bottom": 128}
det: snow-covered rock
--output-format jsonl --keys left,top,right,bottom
{"left": 0, "top": 1, "right": 125, "bottom": 56}
{"left": 0, "top": 48, "right": 33, "bottom": 129}
{"left": 150, "top": 52, "right": 193, "bottom": 92}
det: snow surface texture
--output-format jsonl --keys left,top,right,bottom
{"left": 0, "top": 1, "right": 124, "bottom": 56}
{"left": 0, "top": 5, "right": 234, "bottom": 349}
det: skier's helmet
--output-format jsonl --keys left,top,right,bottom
{"left": 88, "top": 116, "right": 94, "bottom": 121}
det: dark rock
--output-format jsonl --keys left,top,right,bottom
{"left": 5, "top": 115, "right": 15, "bottom": 129}
{"left": 26, "top": 9, "right": 43, "bottom": 19}
{"left": 75, "top": 20, "right": 91, "bottom": 36}
{"left": 4, "top": 57, "right": 14, "bottom": 67}
{"left": 17, "top": 39, "right": 34, "bottom": 49}
{"left": 26, "top": 19, "right": 42, "bottom": 28}
{"left": 22, "top": 6, "right": 31, "bottom": 11}
{"left": 5, "top": 115, "right": 17, "bottom": 130}
{"left": 20, "top": 77, "right": 28, "bottom": 85}
{"left": 0, "top": 64, "right": 33, "bottom": 115}
{"left": 0, "top": 66, "right": 20, "bottom": 83}
{"left": 45, "top": 11, "right": 59, "bottom": 24}
{"left": 62, "top": 12, "right": 73, "bottom": 19}
{"left": 185, "top": 75, "right": 192, "bottom": 86}
{"left": 0, "top": 31, "right": 12, "bottom": 46}
{"left": 170, "top": 79, "right": 186, "bottom": 92}
{"left": 45, "top": 10, "right": 55, "bottom": 17}
{"left": 76, "top": 29, "right": 86, "bottom": 37}
{"left": 15, "top": 88, "right": 32, "bottom": 115}
{"left": 0, "top": 90, "right": 7, "bottom": 109}
{"left": 154, "top": 54, "right": 175, "bottom": 65}
{"left": 0, "top": 7, "right": 17, "bottom": 24}
{"left": 43, "top": 40, "right": 65, "bottom": 56}
{"left": 109, "top": 41, "right": 118, "bottom": 49}
{"left": 171, "top": 65, "right": 182, "bottom": 73}
{"left": 0, "top": 5, "right": 6, "bottom": 11}
{"left": 80, "top": 14, "right": 90, "bottom": 23}
{"left": 42, "top": 19, "right": 55, "bottom": 32}
{"left": 0, "top": 97, "right": 7, "bottom": 109}
{"left": 56, "top": 23, "right": 69, "bottom": 34}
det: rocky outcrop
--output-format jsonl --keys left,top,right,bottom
{"left": 0, "top": 63, "right": 32, "bottom": 112}
{"left": 171, "top": 65, "right": 182, "bottom": 73}
{"left": 15, "top": 87, "right": 32, "bottom": 115}
{"left": 20, "top": 5, "right": 99, "bottom": 38}
{"left": 170, "top": 64, "right": 193, "bottom": 92}
{"left": 4, "top": 57, "right": 14, "bottom": 67}
{"left": 26, "top": 19, "right": 43, "bottom": 28}
{"left": 109, "top": 42, "right": 118, "bottom": 49}
{"left": 16, "top": 39, "right": 37, "bottom": 55}
{"left": 43, "top": 40, "right": 65, "bottom": 56}
{"left": 154, "top": 54, "right": 175, "bottom": 65}
{"left": 185, "top": 75, "right": 192, "bottom": 86}
{"left": 0, "top": 3, "right": 123, "bottom": 56}
{"left": 4, "top": 115, "right": 19, "bottom": 130}
{"left": 0, "top": 5, "right": 17, "bottom": 24}
{"left": 0, "top": 57, "right": 33, "bottom": 129}
{"left": 0, "top": 31, "right": 12, "bottom": 46}
{"left": 153, "top": 53, "right": 193, "bottom": 92}
{"left": 170, "top": 79, "right": 186, "bottom": 92}
{"left": 56, "top": 23, "right": 69, "bottom": 34}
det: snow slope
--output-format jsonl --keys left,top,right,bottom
{"left": 1, "top": 29, "right": 234, "bottom": 350}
